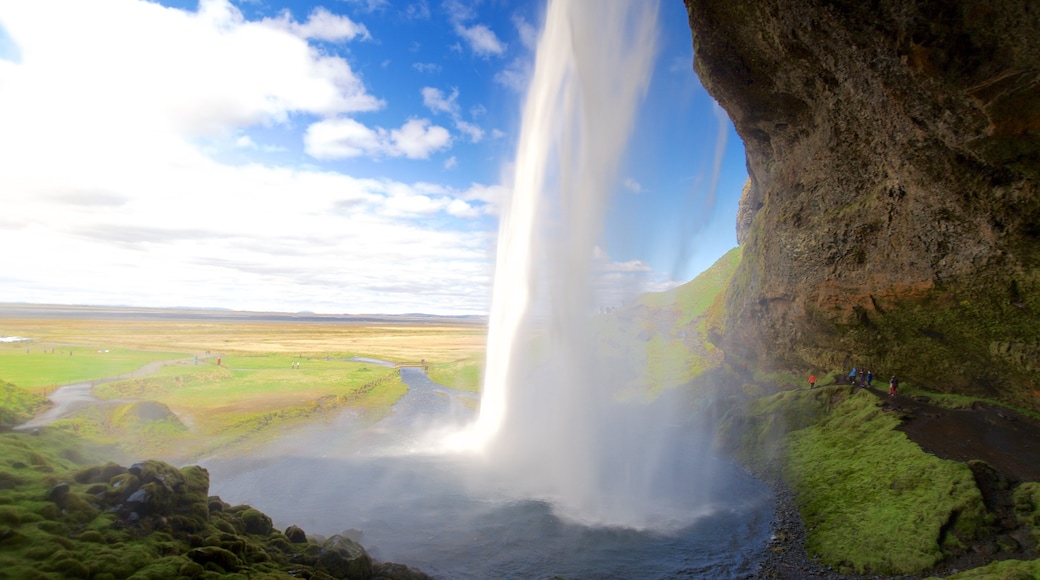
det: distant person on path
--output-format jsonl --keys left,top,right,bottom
{"left": 217, "top": 357, "right": 221, "bottom": 366}
{"left": 866, "top": 370, "right": 873, "bottom": 387}
{"left": 808, "top": 374, "right": 816, "bottom": 389}
{"left": 889, "top": 376, "right": 899, "bottom": 397}
{"left": 849, "top": 368, "right": 857, "bottom": 385}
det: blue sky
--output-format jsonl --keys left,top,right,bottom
{"left": 0, "top": 0, "right": 745, "bottom": 315}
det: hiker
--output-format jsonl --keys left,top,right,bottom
{"left": 808, "top": 373, "right": 817, "bottom": 389}
{"left": 866, "top": 370, "right": 873, "bottom": 387}
{"left": 849, "top": 367, "right": 857, "bottom": 385}
{"left": 889, "top": 375, "right": 898, "bottom": 397}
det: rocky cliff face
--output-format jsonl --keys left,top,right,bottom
{"left": 684, "top": 0, "right": 1040, "bottom": 409}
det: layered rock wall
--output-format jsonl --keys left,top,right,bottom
{"left": 684, "top": 0, "right": 1040, "bottom": 408}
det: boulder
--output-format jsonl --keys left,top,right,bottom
{"left": 317, "top": 534, "right": 374, "bottom": 579}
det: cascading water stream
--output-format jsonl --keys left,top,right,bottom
{"left": 448, "top": 0, "right": 716, "bottom": 529}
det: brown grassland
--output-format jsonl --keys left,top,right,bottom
{"left": 0, "top": 317, "right": 487, "bottom": 364}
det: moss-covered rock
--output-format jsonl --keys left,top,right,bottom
{"left": 0, "top": 429, "right": 421, "bottom": 579}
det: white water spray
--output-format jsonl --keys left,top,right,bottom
{"left": 444, "top": 0, "right": 718, "bottom": 529}
{"left": 477, "top": 0, "right": 657, "bottom": 444}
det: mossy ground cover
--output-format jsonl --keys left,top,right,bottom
{"left": 0, "top": 381, "right": 49, "bottom": 426}
{"left": 719, "top": 385, "right": 996, "bottom": 576}
{"left": 784, "top": 390, "right": 986, "bottom": 575}
{"left": 0, "top": 344, "right": 189, "bottom": 393}
{"left": 0, "top": 430, "right": 396, "bottom": 579}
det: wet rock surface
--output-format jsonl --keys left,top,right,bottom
{"left": 683, "top": 0, "right": 1040, "bottom": 411}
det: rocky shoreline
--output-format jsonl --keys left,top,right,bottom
{"left": 753, "top": 481, "right": 918, "bottom": 580}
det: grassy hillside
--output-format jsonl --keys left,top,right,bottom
{"left": 0, "top": 381, "right": 50, "bottom": 427}
{"left": 616, "top": 247, "right": 742, "bottom": 392}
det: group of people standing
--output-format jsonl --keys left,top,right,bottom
{"left": 807, "top": 368, "right": 899, "bottom": 396}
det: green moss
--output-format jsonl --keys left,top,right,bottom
{"left": 938, "top": 558, "right": 1040, "bottom": 579}
{"left": 785, "top": 392, "right": 986, "bottom": 575}
{"left": 0, "top": 380, "right": 50, "bottom": 426}
{"left": 719, "top": 385, "right": 989, "bottom": 575}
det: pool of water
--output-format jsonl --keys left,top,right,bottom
{"left": 205, "top": 368, "right": 774, "bottom": 579}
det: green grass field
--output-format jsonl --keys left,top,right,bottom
{"left": 0, "top": 344, "right": 190, "bottom": 392}
{"left": 0, "top": 316, "right": 487, "bottom": 460}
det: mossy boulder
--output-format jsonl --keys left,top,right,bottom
{"left": 317, "top": 534, "right": 374, "bottom": 579}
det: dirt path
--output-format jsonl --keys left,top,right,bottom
{"left": 16, "top": 358, "right": 191, "bottom": 430}
{"left": 860, "top": 386, "right": 1040, "bottom": 483}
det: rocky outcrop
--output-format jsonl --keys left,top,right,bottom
{"left": 684, "top": 0, "right": 1040, "bottom": 409}
{"left": 11, "top": 457, "right": 430, "bottom": 579}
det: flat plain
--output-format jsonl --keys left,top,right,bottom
{"left": 0, "top": 304, "right": 487, "bottom": 459}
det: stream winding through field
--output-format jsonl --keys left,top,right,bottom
{"left": 204, "top": 365, "right": 775, "bottom": 579}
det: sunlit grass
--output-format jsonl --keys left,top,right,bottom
{"left": 426, "top": 355, "right": 483, "bottom": 393}
{"left": 0, "top": 344, "right": 189, "bottom": 392}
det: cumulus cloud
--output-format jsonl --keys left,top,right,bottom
{"left": 304, "top": 117, "right": 452, "bottom": 160}
{"left": 623, "top": 178, "right": 644, "bottom": 194}
{"left": 0, "top": 0, "right": 383, "bottom": 145}
{"left": 0, "top": 0, "right": 495, "bottom": 315}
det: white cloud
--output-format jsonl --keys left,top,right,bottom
{"left": 455, "top": 120, "right": 484, "bottom": 142}
{"left": 513, "top": 15, "right": 537, "bottom": 50}
{"left": 444, "top": 156, "right": 458, "bottom": 169}
{"left": 413, "top": 62, "right": 441, "bottom": 73}
{"left": 623, "top": 178, "right": 644, "bottom": 194}
{"left": 422, "top": 86, "right": 458, "bottom": 115}
{"left": 443, "top": 0, "right": 505, "bottom": 57}
{"left": 491, "top": 129, "right": 506, "bottom": 139}
{"left": 403, "top": 1, "right": 432, "bottom": 20}
{"left": 344, "top": 0, "right": 391, "bottom": 13}
{"left": 0, "top": 0, "right": 494, "bottom": 315}
{"left": 391, "top": 118, "right": 453, "bottom": 159}
{"left": 304, "top": 117, "right": 452, "bottom": 160}
{"left": 0, "top": 0, "right": 383, "bottom": 143}
{"left": 455, "top": 23, "right": 505, "bottom": 57}
{"left": 494, "top": 57, "right": 531, "bottom": 92}
{"left": 263, "top": 7, "right": 371, "bottom": 43}
{"left": 421, "top": 86, "right": 484, "bottom": 142}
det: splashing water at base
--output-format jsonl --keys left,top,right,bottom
{"left": 206, "top": 368, "right": 774, "bottom": 578}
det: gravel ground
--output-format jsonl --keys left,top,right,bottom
{"left": 751, "top": 481, "right": 920, "bottom": 580}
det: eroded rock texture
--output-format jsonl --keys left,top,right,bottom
{"left": 684, "top": 0, "right": 1040, "bottom": 408}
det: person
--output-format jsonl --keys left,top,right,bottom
{"left": 889, "top": 375, "right": 898, "bottom": 397}
{"left": 866, "top": 370, "right": 873, "bottom": 387}
{"left": 849, "top": 367, "right": 857, "bottom": 385}
{"left": 808, "top": 373, "right": 817, "bottom": 389}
